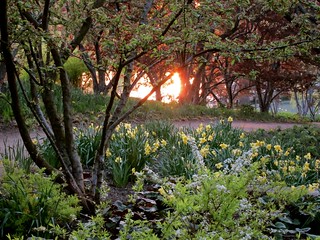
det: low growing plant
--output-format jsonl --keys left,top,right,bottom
{"left": 0, "top": 165, "right": 81, "bottom": 238}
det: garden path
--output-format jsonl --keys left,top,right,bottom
{"left": 2, "top": 119, "right": 319, "bottom": 157}
{"left": 1, "top": 119, "right": 320, "bottom": 177}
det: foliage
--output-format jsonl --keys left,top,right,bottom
{"left": 2, "top": 118, "right": 320, "bottom": 238}
{"left": 75, "top": 124, "right": 102, "bottom": 168}
{"left": 38, "top": 139, "right": 61, "bottom": 169}
{"left": 248, "top": 125, "right": 320, "bottom": 158}
{"left": 68, "top": 214, "right": 110, "bottom": 240}
{"left": 0, "top": 166, "right": 81, "bottom": 238}
{"left": 0, "top": 141, "right": 33, "bottom": 173}
{"left": 64, "top": 57, "right": 88, "bottom": 88}
{"left": 0, "top": 92, "right": 12, "bottom": 122}
{"left": 106, "top": 123, "right": 161, "bottom": 187}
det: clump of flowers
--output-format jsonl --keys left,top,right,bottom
{"left": 107, "top": 123, "right": 161, "bottom": 187}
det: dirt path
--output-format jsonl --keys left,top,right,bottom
{"left": 1, "top": 120, "right": 318, "bottom": 157}
{"left": 1, "top": 119, "right": 319, "bottom": 176}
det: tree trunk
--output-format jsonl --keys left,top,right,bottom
{"left": 0, "top": 0, "right": 55, "bottom": 173}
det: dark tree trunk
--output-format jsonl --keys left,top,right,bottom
{"left": 0, "top": 0, "right": 55, "bottom": 173}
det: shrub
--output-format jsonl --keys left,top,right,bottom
{"left": 64, "top": 57, "right": 88, "bottom": 88}
{"left": 120, "top": 167, "right": 311, "bottom": 239}
{"left": 0, "top": 166, "right": 81, "bottom": 238}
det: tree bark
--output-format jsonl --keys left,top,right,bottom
{"left": 0, "top": 0, "right": 55, "bottom": 174}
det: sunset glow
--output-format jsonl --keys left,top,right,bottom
{"left": 130, "top": 72, "right": 181, "bottom": 103}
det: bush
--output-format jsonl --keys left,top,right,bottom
{"left": 64, "top": 57, "right": 88, "bottom": 88}
{"left": 0, "top": 166, "right": 81, "bottom": 238}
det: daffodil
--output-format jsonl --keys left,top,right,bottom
{"left": 288, "top": 166, "right": 295, "bottom": 173}
{"left": 200, "top": 145, "right": 210, "bottom": 157}
{"left": 315, "top": 159, "right": 320, "bottom": 169}
{"left": 274, "top": 145, "right": 282, "bottom": 152}
{"left": 240, "top": 133, "right": 245, "bottom": 139}
{"left": 105, "top": 149, "right": 112, "bottom": 157}
{"left": 180, "top": 133, "right": 189, "bottom": 145}
{"left": 196, "top": 124, "right": 204, "bottom": 134}
{"left": 161, "top": 139, "right": 167, "bottom": 147}
{"left": 158, "top": 187, "right": 166, "bottom": 196}
{"left": 199, "top": 137, "right": 207, "bottom": 144}
{"left": 227, "top": 116, "right": 233, "bottom": 122}
{"left": 152, "top": 140, "right": 160, "bottom": 152}
{"left": 304, "top": 153, "right": 312, "bottom": 160}
{"left": 215, "top": 162, "right": 223, "bottom": 169}
{"left": 303, "top": 161, "right": 310, "bottom": 172}
{"left": 220, "top": 143, "right": 229, "bottom": 149}
{"left": 208, "top": 134, "right": 214, "bottom": 141}
{"left": 145, "top": 141, "right": 152, "bottom": 155}
{"left": 115, "top": 157, "right": 122, "bottom": 163}
{"left": 308, "top": 183, "right": 319, "bottom": 192}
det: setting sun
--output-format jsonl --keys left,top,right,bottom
{"left": 130, "top": 72, "right": 181, "bottom": 103}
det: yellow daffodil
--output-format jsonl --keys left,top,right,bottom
{"left": 303, "top": 162, "right": 310, "bottom": 172}
{"left": 288, "top": 166, "right": 295, "bottom": 173}
{"left": 211, "top": 150, "right": 217, "bottom": 156}
{"left": 215, "top": 162, "right": 223, "bottom": 169}
{"left": 274, "top": 145, "right": 282, "bottom": 152}
{"left": 220, "top": 143, "right": 229, "bottom": 149}
{"left": 239, "top": 141, "right": 244, "bottom": 147}
{"left": 196, "top": 124, "right": 204, "bottom": 133}
{"left": 304, "top": 153, "right": 312, "bottom": 160}
{"left": 240, "top": 133, "right": 245, "bottom": 139}
{"left": 158, "top": 187, "right": 166, "bottom": 196}
{"left": 315, "top": 159, "right": 320, "bottom": 169}
{"left": 115, "top": 157, "right": 122, "bottom": 163}
{"left": 232, "top": 149, "right": 242, "bottom": 156}
{"left": 227, "top": 116, "right": 233, "bottom": 122}
{"left": 208, "top": 134, "right": 214, "bottom": 141}
{"left": 266, "top": 144, "right": 272, "bottom": 150}
{"left": 145, "top": 141, "right": 152, "bottom": 155}
{"left": 153, "top": 140, "right": 160, "bottom": 152}
{"left": 308, "top": 183, "right": 319, "bottom": 192}
{"left": 105, "top": 149, "right": 112, "bottom": 157}
{"left": 161, "top": 139, "right": 167, "bottom": 147}
{"left": 200, "top": 145, "right": 210, "bottom": 157}
{"left": 180, "top": 133, "right": 189, "bottom": 145}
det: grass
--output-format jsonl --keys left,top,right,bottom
{"left": 0, "top": 86, "right": 317, "bottom": 126}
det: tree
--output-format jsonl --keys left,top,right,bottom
{"left": 0, "top": 0, "right": 193, "bottom": 212}
{"left": 174, "top": 0, "right": 319, "bottom": 106}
